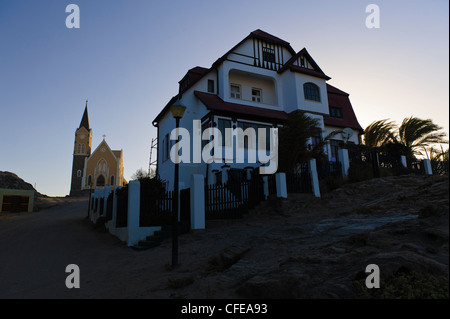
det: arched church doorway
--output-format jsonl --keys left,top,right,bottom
{"left": 96, "top": 175, "right": 105, "bottom": 187}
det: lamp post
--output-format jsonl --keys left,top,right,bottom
{"left": 170, "top": 99, "right": 186, "bottom": 268}
{"left": 87, "top": 180, "right": 93, "bottom": 219}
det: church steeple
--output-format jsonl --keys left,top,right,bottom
{"left": 70, "top": 102, "right": 93, "bottom": 196}
{"left": 79, "top": 100, "right": 90, "bottom": 130}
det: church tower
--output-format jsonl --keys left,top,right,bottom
{"left": 69, "top": 102, "right": 92, "bottom": 196}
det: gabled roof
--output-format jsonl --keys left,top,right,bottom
{"left": 212, "top": 29, "right": 296, "bottom": 69}
{"left": 152, "top": 95, "right": 179, "bottom": 126}
{"left": 278, "top": 48, "right": 331, "bottom": 80}
{"left": 194, "top": 91, "right": 288, "bottom": 122}
{"left": 250, "top": 29, "right": 292, "bottom": 47}
{"left": 324, "top": 84, "right": 363, "bottom": 132}
{"left": 79, "top": 104, "right": 90, "bottom": 130}
{"left": 178, "top": 66, "right": 210, "bottom": 94}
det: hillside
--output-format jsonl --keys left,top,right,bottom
{"left": 141, "top": 174, "right": 449, "bottom": 299}
{"left": 0, "top": 171, "right": 43, "bottom": 197}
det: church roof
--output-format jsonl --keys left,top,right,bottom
{"left": 79, "top": 103, "right": 90, "bottom": 130}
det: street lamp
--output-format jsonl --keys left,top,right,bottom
{"left": 87, "top": 179, "right": 93, "bottom": 219}
{"left": 170, "top": 99, "right": 186, "bottom": 268}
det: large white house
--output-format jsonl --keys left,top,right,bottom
{"left": 152, "top": 29, "right": 363, "bottom": 190}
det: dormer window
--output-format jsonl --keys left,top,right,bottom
{"left": 252, "top": 88, "right": 262, "bottom": 102}
{"left": 180, "top": 78, "right": 190, "bottom": 93}
{"left": 330, "top": 107, "right": 343, "bottom": 118}
{"left": 303, "top": 82, "right": 321, "bottom": 102}
{"left": 230, "top": 84, "right": 241, "bottom": 99}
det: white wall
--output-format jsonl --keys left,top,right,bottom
{"left": 294, "top": 73, "right": 329, "bottom": 115}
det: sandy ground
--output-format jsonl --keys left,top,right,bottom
{"left": 0, "top": 175, "right": 448, "bottom": 299}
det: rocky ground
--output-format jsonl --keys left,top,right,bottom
{"left": 153, "top": 174, "right": 449, "bottom": 299}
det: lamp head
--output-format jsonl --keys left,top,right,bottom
{"left": 170, "top": 99, "right": 187, "bottom": 119}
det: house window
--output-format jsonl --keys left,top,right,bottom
{"left": 230, "top": 84, "right": 241, "bottom": 99}
{"left": 300, "top": 57, "right": 305, "bottom": 67}
{"left": 330, "top": 107, "right": 343, "bottom": 118}
{"left": 310, "top": 130, "right": 322, "bottom": 149}
{"left": 329, "top": 139, "right": 340, "bottom": 162}
{"left": 262, "top": 47, "right": 275, "bottom": 63}
{"left": 77, "top": 170, "right": 82, "bottom": 177}
{"left": 236, "top": 121, "right": 271, "bottom": 151}
{"left": 110, "top": 175, "right": 115, "bottom": 185}
{"left": 252, "top": 88, "right": 262, "bottom": 103}
{"left": 201, "top": 121, "right": 210, "bottom": 150}
{"left": 207, "top": 79, "right": 215, "bottom": 93}
{"left": 218, "top": 118, "right": 232, "bottom": 147}
{"left": 303, "top": 83, "right": 321, "bottom": 102}
{"left": 164, "top": 133, "right": 170, "bottom": 161}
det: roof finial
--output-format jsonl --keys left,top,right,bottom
{"left": 86, "top": 99, "right": 88, "bottom": 107}
{"left": 102, "top": 134, "right": 106, "bottom": 140}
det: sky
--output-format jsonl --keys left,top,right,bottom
{"left": 0, "top": 0, "right": 448, "bottom": 196}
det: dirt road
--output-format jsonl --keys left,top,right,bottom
{"left": 0, "top": 198, "right": 160, "bottom": 298}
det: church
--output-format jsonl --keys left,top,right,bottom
{"left": 69, "top": 103, "right": 126, "bottom": 196}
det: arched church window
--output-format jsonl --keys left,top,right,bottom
{"left": 96, "top": 175, "right": 105, "bottom": 187}
{"left": 88, "top": 175, "right": 92, "bottom": 185}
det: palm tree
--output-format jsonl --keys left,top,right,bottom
{"left": 278, "top": 110, "right": 320, "bottom": 172}
{"left": 363, "top": 119, "right": 397, "bottom": 147}
{"left": 363, "top": 116, "right": 447, "bottom": 158}
{"left": 398, "top": 117, "right": 447, "bottom": 157}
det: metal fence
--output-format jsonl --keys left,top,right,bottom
{"left": 286, "top": 163, "right": 312, "bottom": 193}
{"left": 205, "top": 176, "right": 265, "bottom": 220}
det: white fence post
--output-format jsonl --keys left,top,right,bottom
{"left": 191, "top": 174, "right": 205, "bottom": 229}
{"left": 338, "top": 148, "right": 350, "bottom": 178}
{"left": 423, "top": 159, "right": 433, "bottom": 175}
{"left": 400, "top": 155, "right": 407, "bottom": 168}
{"left": 127, "top": 180, "right": 141, "bottom": 247}
{"left": 275, "top": 173, "right": 287, "bottom": 198}
{"left": 309, "top": 158, "right": 321, "bottom": 198}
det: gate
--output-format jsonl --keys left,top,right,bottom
{"left": 115, "top": 186, "right": 128, "bottom": 228}
{"left": 286, "top": 162, "right": 312, "bottom": 193}
{"left": 1, "top": 195, "right": 29, "bottom": 212}
{"left": 205, "top": 177, "right": 265, "bottom": 220}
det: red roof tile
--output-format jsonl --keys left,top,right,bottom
{"left": 325, "top": 84, "right": 363, "bottom": 132}
{"left": 250, "top": 29, "right": 291, "bottom": 47}
{"left": 194, "top": 91, "right": 288, "bottom": 121}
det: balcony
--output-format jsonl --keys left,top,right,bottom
{"left": 228, "top": 69, "right": 277, "bottom": 107}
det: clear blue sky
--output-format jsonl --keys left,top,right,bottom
{"left": 0, "top": 0, "right": 448, "bottom": 196}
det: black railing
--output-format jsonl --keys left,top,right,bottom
{"left": 105, "top": 192, "right": 113, "bottom": 221}
{"left": 115, "top": 187, "right": 128, "bottom": 228}
{"left": 267, "top": 174, "right": 277, "bottom": 195}
{"left": 286, "top": 172, "right": 312, "bottom": 193}
{"left": 205, "top": 177, "right": 265, "bottom": 220}
{"left": 431, "top": 160, "right": 449, "bottom": 176}
{"left": 140, "top": 190, "right": 173, "bottom": 227}
{"left": 316, "top": 159, "right": 342, "bottom": 180}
